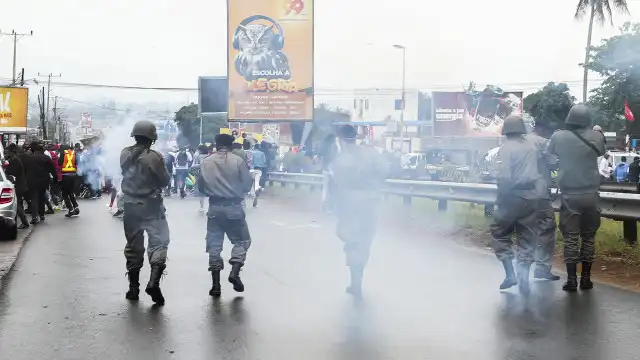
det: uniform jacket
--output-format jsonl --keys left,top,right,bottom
{"left": 120, "top": 145, "right": 171, "bottom": 198}
{"left": 495, "top": 136, "right": 543, "bottom": 199}
{"left": 199, "top": 149, "right": 252, "bottom": 200}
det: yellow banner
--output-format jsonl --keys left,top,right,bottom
{"left": 0, "top": 87, "right": 28, "bottom": 133}
{"left": 227, "top": 0, "right": 314, "bottom": 121}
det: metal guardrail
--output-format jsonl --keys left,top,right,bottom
{"left": 268, "top": 172, "right": 640, "bottom": 243}
{"left": 599, "top": 182, "right": 639, "bottom": 193}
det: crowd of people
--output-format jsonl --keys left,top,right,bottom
{"left": 1, "top": 141, "right": 100, "bottom": 229}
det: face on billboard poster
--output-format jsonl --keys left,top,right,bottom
{"left": 227, "top": 0, "right": 314, "bottom": 121}
{"left": 432, "top": 90, "right": 523, "bottom": 136}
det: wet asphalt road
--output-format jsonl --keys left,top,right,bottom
{"left": 1, "top": 196, "right": 640, "bottom": 360}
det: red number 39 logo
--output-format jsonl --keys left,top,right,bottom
{"left": 284, "top": 0, "right": 304, "bottom": 15}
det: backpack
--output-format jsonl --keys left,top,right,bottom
{"left": 177, "top": 151, "right": 188, "bottom": 167}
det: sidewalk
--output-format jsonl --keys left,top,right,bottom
{"left": 0, "top": 227, "right": 34, "bottom": 286}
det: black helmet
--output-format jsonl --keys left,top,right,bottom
{"left": 130, "top": 120, "right": 158, "bottom": 140}
{"left": 565, "top": 104, "right": 592, "bottom": 128}
{"left": 501, "top": 114, "right": 527, "bottom": 136}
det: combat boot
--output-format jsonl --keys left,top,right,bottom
{"left": 346, "top": 265, "right": 364, "bottom": 297}
{"left": 534, "top": 267, "right": 560, "bottom": 281}
{"left": 516, "top": 262, "right": 532, "bottom": 296}
{"left": 125, "top": 270, "right": 140, "bottom": 301}
{"left": 209, "top": 270, "right": 222, "bottom": 297}
{"left": 499, "top": 259, "right": 518, "bottom": 290}
{"left": 562, "top": 263, "right": 578, "bottom": 292}
{"left": 145, "top": 264, "right": 166, "bottom": 305}
{"left": 228, "top": 263, "right": 245, "bottom": 292}
{"left": 580, "top": 262, "right": 594, "bottom": 290}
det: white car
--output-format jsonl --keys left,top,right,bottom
{"left": 0, "top": 163, "right": 18, "bottom": 240}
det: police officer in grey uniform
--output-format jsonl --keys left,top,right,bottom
{"left": 492, "top": 115, "right": 544, "bottom": 295}
{"left": 121, "top": 120, "right": 172, "bottom": 304}
{"left": 526, "top": 131, "right": 561, "bottom": 281}
{"left": 548, "top": 104, "right": 605, "bottom": 292}
{"left": 330, "top": 125, "right": 388, "bottom": 297}
{"left": 199, "top": 134, "right": 253, "bottom": 296}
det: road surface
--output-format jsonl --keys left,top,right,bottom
{"left": 1, "top": 195, "right": 640, "bottom": 360}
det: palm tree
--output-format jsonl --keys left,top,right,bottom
{"left": 576, "top": 0, "right": 629, "bottom": 103}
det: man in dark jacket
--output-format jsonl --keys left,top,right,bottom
{"left": 628, "top": 157, "right": 640, "bottom": 183}
{"left": 4, "top": 144, "right": 29, "bottom": 229}
{"left": 24, "top": 141, "right": 57, "bottom": 224}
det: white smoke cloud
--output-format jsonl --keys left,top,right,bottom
{"left": 98, "top": 116, "right": 139, "bottom": 184}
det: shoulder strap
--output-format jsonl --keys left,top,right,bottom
{"left": 569, "top": 130, "right": 602, "bottom": 156}
{"left": 121, "top": 147, "right": 148, "bottom": 175}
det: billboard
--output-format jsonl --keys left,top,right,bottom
{"left": 227, "top": 0, "right": 314, "bottom": 121}
{"left": 0, "top": 87, "right": 29, "bottom": 133}
{"left": 199, "top": 76, "right": 229, "bottom": 115}
{"left": 432, "top": 89, "right": 523, "bottom": 136}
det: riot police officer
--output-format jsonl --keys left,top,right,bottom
{"left": 330, "top": 125, "right": 388, "bottom": 297}
{"left": 548, "top": 104, "right": 605, "bottom": 292}
{"left": 525, "top": 131, "right": 561, "bottom": 281}
{"left": 121, "top": 120, "right": 172, "bottom": 304}
{"left": 491, "top": 115, "right": 544, "bottom": 295}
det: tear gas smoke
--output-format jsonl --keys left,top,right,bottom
{"left": 92, "top": 116, "right": 140, "bottom": 189}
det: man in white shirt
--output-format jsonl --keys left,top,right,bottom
{"left": 598, "top": 153, "right": 612, "bottom": 181}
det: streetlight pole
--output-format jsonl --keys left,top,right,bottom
{"left": 393, "top": 44, "right": 406, "bottom": 150}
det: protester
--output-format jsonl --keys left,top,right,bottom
{"left": 174, "top": 146, "right": 192, "bottom": 198}
{"left": 613, "top": 156, "right": 629, "bottom": 183}
{"left": 4, "top": 144, "right": 29, "bottom": 229}
{"left": 59, "top": 144, "right": 81, "bottom": 217}
{"left": 24, "top": 141, "right": 57, "bottom": 225}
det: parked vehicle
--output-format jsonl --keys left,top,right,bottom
{"left": 0, "top": 163, "right": 18, "bottom": 240}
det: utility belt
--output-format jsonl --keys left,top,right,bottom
{"left": 209, "top": 196, "right": 243, "bottom": 206}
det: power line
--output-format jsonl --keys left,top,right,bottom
{"left": 0, "top": 76, "right": 607, "bottom": 94}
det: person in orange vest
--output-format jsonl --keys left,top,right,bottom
{"left": 59, "top": 145, "right": 80, "bottom": 217}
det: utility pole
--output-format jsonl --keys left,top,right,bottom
{"left": 53, "top": 96, "right": 59, "bottom": 141}
{"left": 0, "top": 30, "right": 34, "bottom": 86}
{"left": 37, "top": 87, "right": 47, "bottom": 139}
{"left": 38, "top": 72, "right": 62, "bottom": 135}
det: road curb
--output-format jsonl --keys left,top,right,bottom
{"left": 0, "top": 227, "right": 35, "bottom": 287}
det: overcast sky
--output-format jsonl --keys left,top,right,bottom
{"left": 2, "top": 0, "right": 640, "bottom": 105}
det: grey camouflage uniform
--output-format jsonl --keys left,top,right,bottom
{"left": 198, "top": 149, "right": 253, "bottom": 271}
{"left": 526, "top": 133, "right": 559, "bottom": 272}
{"left": 330, "top": 143, "right": 388, "bottom": 268}
{"left": 120, "top": 145, "right": 171, "bottom": 271}
{"left": 491, "top": 136, "right": 544, "bottom": 264}
{"left": 548, "top": 126, "right": 605, "bottom": 264}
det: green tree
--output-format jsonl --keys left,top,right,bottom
{"left": 585, "top": 22, "right": 640, "bottom": 134}
{"left": 575, "top": 0, "right": 629, "bottom": 102}
{"left": 174, "top": 103, "right": 228, "bottom": 147}
{"left": 523, "top": 82, "right": 576, "bottom": 134}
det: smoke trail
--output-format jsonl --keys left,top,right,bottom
{"left": 96, "top": 116, "right": 140, "bottom": 188}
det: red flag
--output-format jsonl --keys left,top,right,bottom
{"left": 625, "top": 99, "right": 635, "bottom": 122}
